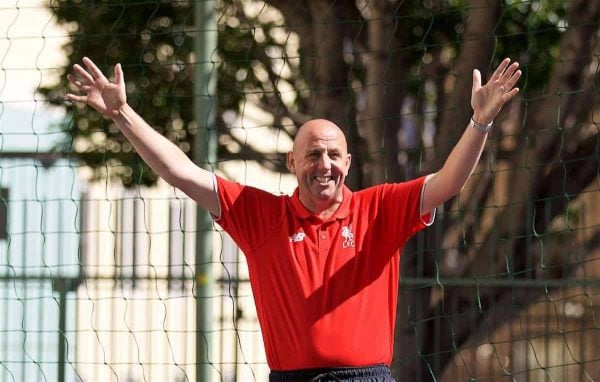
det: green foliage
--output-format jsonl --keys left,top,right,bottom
{"left": 42, "top": 1, "right": 196, "bottom": 186}
{"left": 495, "top": 1, "right": 567, "bottom": 92}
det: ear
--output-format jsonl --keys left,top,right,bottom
{"left": 286, "top": 151, "right": 295, "bottom": 174}
{"left": 345, "top": 153, "right": 352, "bottom": 176}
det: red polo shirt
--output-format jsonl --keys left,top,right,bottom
{"left": 214, "top": 175, "right": 431, "bottom": 370}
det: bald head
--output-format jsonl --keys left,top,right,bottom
{"left": 293, "top": 119, "right": 348, "bottom": 154}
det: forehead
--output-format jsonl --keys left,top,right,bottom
{"left": 304, "top": 130, "right": 342, "bottom": 148}
{"left": 294, "top": 122, "right": 347, "bottom": 152}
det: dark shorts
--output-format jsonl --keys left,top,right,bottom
{"left": 269, "top": 364, "right": 396, "bottom": 382}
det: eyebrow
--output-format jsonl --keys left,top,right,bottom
{"left": 305, "top": 149, "right": 322, "bottom": 156}
{"left": 305, "top": 147, "right": 342, "bottom": 155}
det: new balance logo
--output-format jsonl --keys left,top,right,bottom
{"left": 290, "top": 231, "right": 306, "bottom": 243}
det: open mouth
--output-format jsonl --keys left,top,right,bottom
{"left": 314, "top": 175, "right": 333, "bottom": 185}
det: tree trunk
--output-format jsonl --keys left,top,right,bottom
{"left": 432, "top": 0, "right": 500, "bottom": 172}
{"left": 393, "top": 2, "right": 500, "bottom": 380}
{"left": 359, "top": 0, "right": 387, "bottom": 186}
{"left": 304, "top": 0, "right": 364, "bottom": 189}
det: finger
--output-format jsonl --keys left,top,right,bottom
{"left": 491, "top": 58, "right": 511, "bottom": 82}
{"left": 501, "top": 62, "right": 520, "bottom": 82}
{"left": 504, "top": 87, "right": 520, "bottom": 100}
{"left": 114, "top": 63, "right": 125, "bottom": 87}
{"left": 505, "top": 69, "right": 522, "bottom": 89}
{"left": 472, "top": 69, "right": 482, "bottom": 94}
{"left": 82, "top": 56, "right": 107, "bottom": 80}
{"left": 72, "top": 64, "right": 94, "bottom": 84}
{"left": 67, "top": 74, "right": 81, "bottom": 87}
{"left": 65, "top": 93, "right": 88, "bottom": 103}
{"left": 67, "top": 74, "right": 89, "bottom": 90}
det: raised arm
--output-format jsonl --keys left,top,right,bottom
{"left": 66, "top": 57, "right": 219, "bottom": 216}
{"left": 421, "top": 58, "right": 521, "bottom": 215}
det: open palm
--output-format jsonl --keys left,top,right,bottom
{"left": 66, "top": 57, "right": 126, "bottom": 119}
{"left": 471, "top": 58, "right": 521, "bottom": 125}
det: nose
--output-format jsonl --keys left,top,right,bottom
{"left": 317, "top": 153, "right": 331, "bottom": 171}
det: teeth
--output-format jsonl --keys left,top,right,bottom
{"left": 315, "top": 176, "right": 331, "bottom": 183}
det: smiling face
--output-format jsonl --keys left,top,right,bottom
{"left": 287, "top": 119, "right": 352, "bottom": 215}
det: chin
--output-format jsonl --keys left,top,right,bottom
{"left": 309, "top": 181, "right": 341, "bottom": 200}
{"left": 308, "top": 188, "right": 329, "bottom": 200}
{"left": 317, "top": 188, "right": 339, "bottom": 201}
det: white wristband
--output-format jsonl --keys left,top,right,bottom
{"left": 471, "top": 115, "right": 493, "bottom": 132}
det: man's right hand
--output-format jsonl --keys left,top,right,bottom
{"left": 66, "top": 57, "right": 126, "bottom": 119}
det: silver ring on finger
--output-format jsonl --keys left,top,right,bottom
{"left": 501, "top": 85, "right": 508, "bottom": 93}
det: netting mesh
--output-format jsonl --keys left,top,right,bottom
{"left": 1, "top": 0, "right": 600, "bottom": 381}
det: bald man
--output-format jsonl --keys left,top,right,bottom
{"left": 68, "top": 57, "right": 521, "bottom": 381}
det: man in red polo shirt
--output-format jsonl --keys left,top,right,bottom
{"left": 67, "top": 57, "right": 520, "bottom": 381}
{"left": 214, "top": 120, "right": 433, "bottom": 374}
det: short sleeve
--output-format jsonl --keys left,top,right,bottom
{"left": 213, "top": 175, "right": 284, "bottom": 252}
{"left": 380, "top": 176, "right": 434, "bottom": 248}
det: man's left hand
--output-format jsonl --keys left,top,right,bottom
{"left": 471, "top": 58, "right": 521, "bottom": 125}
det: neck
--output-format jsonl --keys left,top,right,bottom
{"left": 299, "top": 193, "right": 343, "bottom": 220}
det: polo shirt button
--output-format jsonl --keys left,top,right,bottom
{"left": 320, "top": 234, "right": 327, "bottom": 240}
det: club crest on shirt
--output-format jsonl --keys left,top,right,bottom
{"left": 290, "top": 230, "right": 306, "bottom": 243}
{"left": 341, "top": 225, "right": 355, "bottom": 248}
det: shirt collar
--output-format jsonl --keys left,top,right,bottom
{"left": 290, "top": 186, "right": 352, "bottom": 221}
